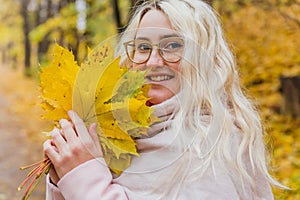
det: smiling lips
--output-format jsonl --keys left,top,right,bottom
{"left": 146, "top": 74, "right": 175, "bottom": 82}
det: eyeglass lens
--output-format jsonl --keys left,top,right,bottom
{"left": 125, "top": 37, "right": 184, "bottom": 64}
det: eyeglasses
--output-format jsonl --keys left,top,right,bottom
{"left": 123, "top": 37, "right": 184, "bottom": 64}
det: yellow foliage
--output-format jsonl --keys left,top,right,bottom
{"left": 222, "top": 5, "right": 300, "bottom": 199}
{"left": 40, "top": 43, "right": 155, "bottom": 173}
{"left": 40, "top": 44, "right": 79, "bottom": 121}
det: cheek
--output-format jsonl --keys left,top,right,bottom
{"left": 132, "top": 63, "right": 145, "bottom": 70}
{"left": 132, "top": 63, "right": 138, "bottom": 69}
{"left": 168, "top": 62, "right": 180, "bottom": 74}
{"left": 132, "top": 61, "right": 180, "bottom": 70}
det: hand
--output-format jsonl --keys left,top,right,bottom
{"left": 43, "top": 110, "right": 103, "bottom": 181}
{"left": 48, "top": 161, "right": 60, "bottom": 185}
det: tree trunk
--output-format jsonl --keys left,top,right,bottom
{"left": 280, "top": 76, "right": 300, "bottom": 118}
{"left": 21, "top": 0, "right": 31, "bottom": 70}
{"left": 112, "top": 0, "right": 152, "bottom": 33}
{"left": 111, "top": 0, "right": 123, "bottom": 33}
{"left": 128, "top": 0, "right": 142, "bottom": 22}
{"left": 36, "top": 0, "right": 52, "bottom": 62}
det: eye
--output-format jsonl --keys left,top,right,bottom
{"left": 137, "top": 43, "right": 151, "bottom": 52}
{"left": 163, "top": 41, "right": 183, "bottom": 51}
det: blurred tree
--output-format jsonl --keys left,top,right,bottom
{"left": 221, "top": 4, "right": 300, "bottom": 197}
{"left": 127, "top": 0, "right": 144, "bottom": 21}
{"left": 249, "top": 0, "right": 300, "bottom": 118}
{"left": 280, "top": 76, "right": 300, "bottom": 118}
{"left": 35, "top": 0, "right": 54, "bottom": 62}
{"left": 30, "top": 0, "right": 84, "bottom": 62}
{"left": 111, "top": 0, "right": 144, "bottom": 33}
{"left": 274, "top": 0, "right": 300, "bottom": 27}
{"left": 21, "top": 0, "right": 31, "bottom": 71}
{"left": 112, "top": 0, "right": 122, "bottom": 33}
{"left": 111, "top": 0, "right": 131, "bottom": 32}
{"left": 29, "top": 0, "right": 141, "bottom": 64}
{"left": 0, "top": 0, "right": 22, "bottom": 68}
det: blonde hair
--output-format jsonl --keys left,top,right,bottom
{"left": 116, "top": 0, "right": 285, "bottom": 198}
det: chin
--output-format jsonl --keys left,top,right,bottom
{"left": 147, "top": 87, "right": 175, "bottom": 105}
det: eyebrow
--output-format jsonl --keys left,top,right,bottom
{"left": 160, "top": 34, "right": 181, "bottom": 39}
{"left": 135, "top": 34, "right": 181, "bottom": 41}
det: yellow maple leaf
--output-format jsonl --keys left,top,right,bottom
{"left": 73, "top": 41, "right": 155, "bottom": 173}
{"left": 40, "top": 42, "right": 155, "bottom": 173}
{"left": 40, "top": 44, "right": 80, "bottom": 122}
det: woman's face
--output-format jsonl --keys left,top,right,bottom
{"left": 132, "top": 10, "right": 182, "bottom": 105}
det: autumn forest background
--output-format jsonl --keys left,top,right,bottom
{"left": 0, "top": 0, "right": 299, "bottom": 199}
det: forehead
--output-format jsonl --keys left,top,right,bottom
{"left": 136, "top": 9, "right": 178, "bottom": 41}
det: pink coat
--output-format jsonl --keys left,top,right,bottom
{"left": 46, "top": 159, "right": 127, "bottom": 200}
{"left": 46, "top": 97, "right": 274, "bottom": 200}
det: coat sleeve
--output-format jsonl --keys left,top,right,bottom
{"left": 46, "top": 174, "right": 65, "bottom": 200}
{"left": 46, "top": 158, "right": 128, "bottom": 200}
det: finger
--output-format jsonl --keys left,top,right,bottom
{"left": 60, "top": 118, "right": 77, "bottom": 142}
{"left": 50, "top": 140, "right": 59, "bottom": 152}
{"left": 89, "top": 123, "right": 103, "bottom": 157}
{"left": 68, "top": 110, "right": 91, "bottom": 142}
{"left": 51, "top": 128, "right": 68, "bottom": 152}
{"left": 43, "top": 139, "right": 59, "bottom": 162}
{"left": 49, "top": 167, "right": 60, "bottom": 186}
{"left": 88, "top": 123, "right": 98, "bottom": 142}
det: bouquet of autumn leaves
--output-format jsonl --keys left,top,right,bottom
{"left": 18, "top": 42, "right": 156, "bottom": 199}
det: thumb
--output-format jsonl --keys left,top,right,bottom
{"left": 48, "top": 166, "right": 60, "bottom": 185}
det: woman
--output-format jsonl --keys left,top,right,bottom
{"left": 44, "top": 0, "right": 284, "bottom": 199}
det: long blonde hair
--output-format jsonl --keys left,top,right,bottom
{"left": 116, "top": 0, "right": 285, "bottom": 197}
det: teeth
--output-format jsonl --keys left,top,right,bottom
{"left": 148, "top": 75, "right": 173, "bottom": 82}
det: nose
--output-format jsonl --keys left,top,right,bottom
{"left": 146, "top": 48, "right": 164, "bottom": 67}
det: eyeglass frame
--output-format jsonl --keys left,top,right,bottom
{"left": 123, "top": 36, "right": 184, "bottom": 64}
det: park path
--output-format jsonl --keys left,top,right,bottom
{"left": 0, "top": 66, "right": 48, "bottom": 200}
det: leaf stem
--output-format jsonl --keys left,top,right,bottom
{"left": 20, "top": 158, "right": 48, "bottom": 170}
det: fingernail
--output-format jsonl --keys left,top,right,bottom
{"left": 68, "top": 110, "right": 76, "bottom": 118}
{"left": 90, "top": 123, "right": 97, "bottom": 129}
{"left": 52, "top": 128, "right": 60, "bottom": 136}
{"left": 59, "top": 118, "right": 67, "bottom": 126}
